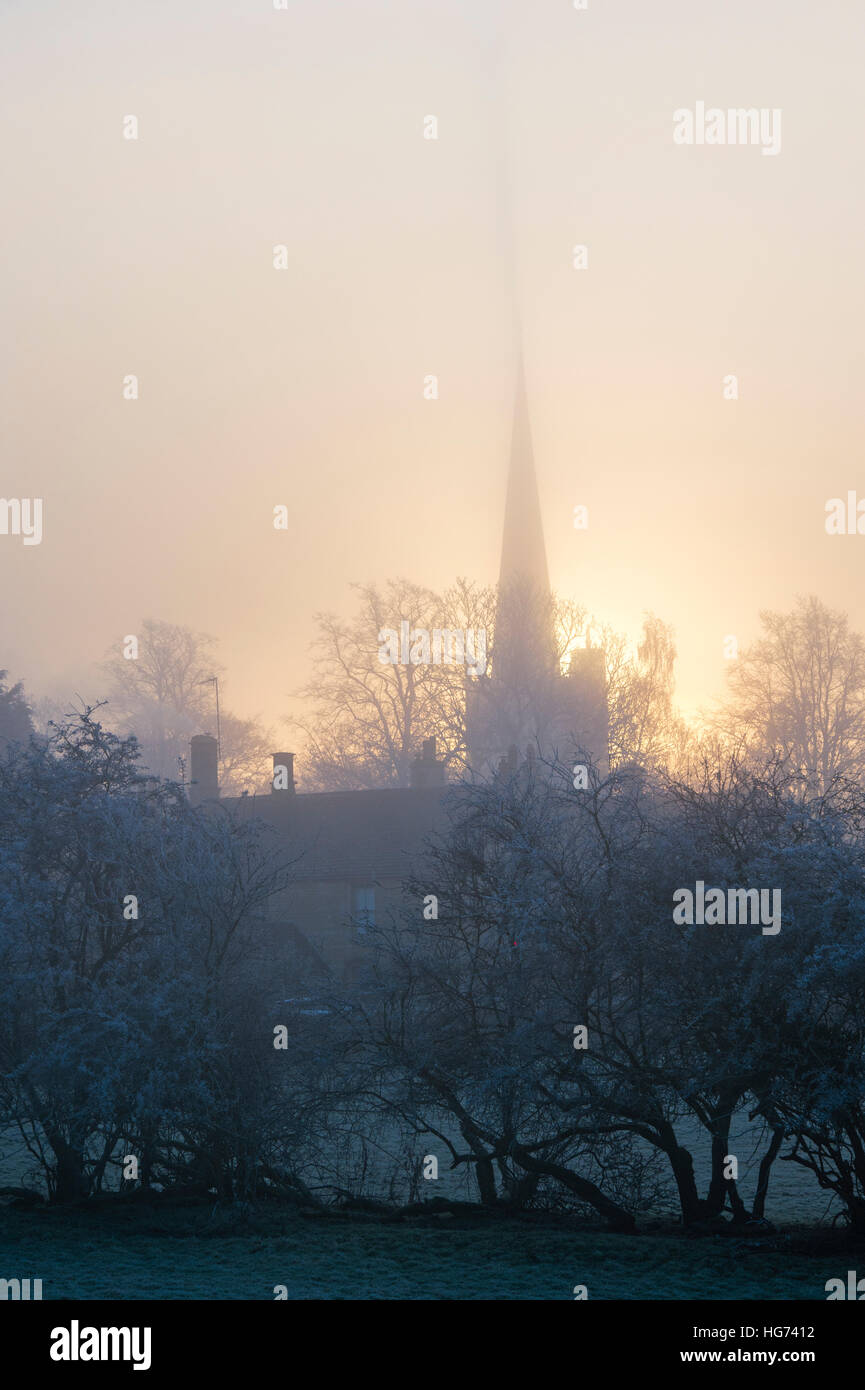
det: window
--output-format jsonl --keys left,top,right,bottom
{"left": 353, "top": 885, "right": 376, "bottom": 932}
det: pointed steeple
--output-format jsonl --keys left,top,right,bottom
{"left": 497, "top": 352, "right": 551, "bottom": 595}
{"left": 493, "top": 352, "right": 558, "bottom": 683}
{"left": 464, "top": 345, "right": 608, "bottom": 775}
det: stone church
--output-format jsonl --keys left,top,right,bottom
{"left": 190, "top": 356, "right": 609, "bottom": 977}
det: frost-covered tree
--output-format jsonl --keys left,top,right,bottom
{"left": 0, "top": 708, "right": 294, "bottom": 1202}
{"left": 341, "top": 759, "right": 662, "bottom": 1227}
{"left": 345, "top": 743, "right": 865, "bottom": 1227}
{"left": 0, "top": 670, "right": 32, "bottom": 750}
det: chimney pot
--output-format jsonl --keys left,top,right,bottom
{"left": 410, "top": 737, "right": 444, "bottom": 789}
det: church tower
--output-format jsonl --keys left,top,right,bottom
{"left": 465, "top": 351, "right": 609, "bottom": 777}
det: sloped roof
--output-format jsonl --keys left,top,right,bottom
{"left": 226, "top": 785, "right": 447, "bottom": 883}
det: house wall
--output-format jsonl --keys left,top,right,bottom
{"left": 267, "top": 876, "right": 409, "bottom": 980}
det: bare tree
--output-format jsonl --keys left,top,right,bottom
{"left": 102, "top": 618, "right": 219, "bottom": 779}
{"left": 218, "top": 710, "right": 275, "bottom": 797}
{"left": 288, "top": 578, "right": 496, "bottom": 790}
{"left": 102, "top": 618, "right": 271, "bottom": 793}
{"left": 718, "top": 595, "right": 865, "bottom": 795}
{"left": 604, "top": 614, "right": 690, "bottom": 772}
{"left": 291, "top": 576, "right": 691, "bottom": 790}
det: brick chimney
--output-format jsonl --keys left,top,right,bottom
{"left": 189, "top": 734, "right": 219, "bottom": 806}
{"left": 409, "top": 736, "right": 444, "bottom": 789}
{"left": 272, "top": 752, "right": 296, "bottom": 795}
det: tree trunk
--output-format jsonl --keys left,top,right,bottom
{"left": 511, "top": 1144, "right": 636, "bottom": 1232}
{"left": 752, "top": 1123, "right": 782, "bottom": 1220}
{"left": 705, "top": 1134, "right": 728, "bottom": 1218}
{"left": 666, "top": 1143, "right": 702, "bottom": 1225}
{"left": 474, "top": 1157, "right": 497, "bottom": 1205}
{"left": 47, "top": 1133, "right": 89, "bottom": 1203}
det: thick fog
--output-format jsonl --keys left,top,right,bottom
{"left": 1, "top": 0, "right": 862, "bottom": 731}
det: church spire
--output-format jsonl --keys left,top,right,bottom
{"left": 493, "top": 350, "right": 558, "bottom": 684}
{"left": 497, "top": 350, "right": 551, "bottom": 595}
{"left": 464, "top": 344, "right": 608, "bottom": 775}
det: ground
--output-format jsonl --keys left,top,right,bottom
{"left": 0, "top": 1203, "right": 855, "bottom": 1300}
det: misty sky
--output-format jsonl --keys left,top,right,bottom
{"left": 2, "top": 0, "right": 863, "bottom": 737}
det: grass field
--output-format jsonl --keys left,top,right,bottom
{"left": 0, "top": 1203, "right": 856, "bottom": 1300}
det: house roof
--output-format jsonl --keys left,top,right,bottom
{"left": 225, "top": 784, "right": 448, "bottom": 883}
